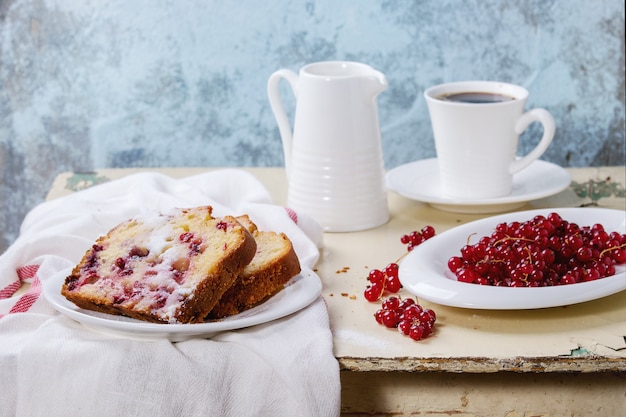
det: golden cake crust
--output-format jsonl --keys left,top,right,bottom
{"left": 207, "top": 215, "right": 302, "bottom": 319}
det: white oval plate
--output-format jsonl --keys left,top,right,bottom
{"left": 43, "top": 266, "right": 322, "bottom": 341}
{"left": 399, "top": 207, "right": 626, "bottom": 309}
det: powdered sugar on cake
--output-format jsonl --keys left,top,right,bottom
{"left": 72, "top": 212, "right": 204, "bottom": 322}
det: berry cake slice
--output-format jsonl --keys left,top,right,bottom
{"left": 207, "top": 215, "right": 301, "bottom": 319}
{"left": 61, "top": 206, "right": 256, "bottom": 324}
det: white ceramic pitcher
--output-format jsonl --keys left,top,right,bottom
{"left": 267, "top": 61, "right": 389, "bottom": 232}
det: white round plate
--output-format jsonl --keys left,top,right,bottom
{"left": 386, "top": 158, "right": 571, "bottom": 214}
{"left": 399, "top": 207, "right": 626, "bottom": 310}
{"left": 43, "top": 266, "right": 322, "bottom": 341}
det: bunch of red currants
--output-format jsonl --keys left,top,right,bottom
{"left": 363, "top": 226, "right": 437, "bottom": 341}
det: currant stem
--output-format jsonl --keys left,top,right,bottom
{"left": 599, "top": 242, "right": 626, "bottom": 258}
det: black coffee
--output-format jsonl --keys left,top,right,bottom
{"left": 437, "top": 92, "right": 516, "bottom": 104}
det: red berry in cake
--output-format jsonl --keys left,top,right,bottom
{"left": 179, "top": 232, "right": 194, "bottom": 242}
{"left": 128, "top": 246, "right": 149, "bottom": 257}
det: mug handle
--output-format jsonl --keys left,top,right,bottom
{"left": 267, "top": 69, "right": 299, "bottom": 178}
{"left": 510, "top": 108, "right": 556, "bottom": 174}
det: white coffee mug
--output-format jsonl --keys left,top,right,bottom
{"left": 424, "top": 81, "right": 555, "bottom": 200}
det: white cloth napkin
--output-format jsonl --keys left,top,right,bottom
{"left": 0, "top": 169, "right": 340, "bottom": 417}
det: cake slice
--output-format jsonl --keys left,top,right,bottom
{"left": 61, "top": 206, "right": 256, "bottom": 324}
{"left": 207, "top": 215, "right": 302, "bottom": 319}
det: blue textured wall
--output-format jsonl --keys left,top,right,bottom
{"left": 1, "top": 0, "right": 624, "bottom": 253}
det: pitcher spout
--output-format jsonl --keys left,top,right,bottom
{"left": 362, "top": 70, "right": 388, "bottom": 98}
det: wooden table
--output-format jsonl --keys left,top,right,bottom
{"left": 47, "top": 166, "right": 626, "bottom": 417}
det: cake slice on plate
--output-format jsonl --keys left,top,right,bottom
{"left": 207, "top": 215, "right": 302, "bottom": 319}
{"left": 61, "top": 206, "right": 256, "bottom": 324}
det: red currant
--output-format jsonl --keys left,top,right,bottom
{"left": 456, "top": 267, "right": 478, "bottom": 283}
{"left": 421, "top": 225, "right": 436, "bottom": 239}
{"left": 398, "top": 297, "right": 416, "bottom": 310}
{"left": 385, "top": 275, "right": 402, "bottom": 293}
{"left": 368, "top": 269, "right": 385, "bottom": 284}
{"left": 381, "top": 296, "right": 400, "bottom": 311}
{"left": 408, "top": 325, "right": 424, "bottom": 341}
{"left": 447, "top": 256, "right": 464, "bottom": 273}
{"left": 420, "top": 322, "right": 433, "bottom": 338}
{"left": 610, "top": 247, "right": 626, "bottom": 264}
{"left": 384, "top": 263, "right": 399, "bottom": 278}
{"left": 374, "top": 309, "right": 385, "bottom": 324}
{"left": 381, "top": 310, "right": 400, "bottom": 328}
{"left": 424, "top": 308, "right": 437, "bottom": 323}
{"left": 398, "top": 320, "right": 412, "bottom": 335}
{"left": 364, "top": 283, "right": 383, "bottom": 302}
{"left": 400, "top": 303, "right": 423, "bottom": 320}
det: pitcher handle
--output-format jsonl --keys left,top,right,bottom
{"left": 510, "top": 108, "right": 556, "bottom": 174}
{"left": 267, "top": 69, "right": 299, "bottom": 179}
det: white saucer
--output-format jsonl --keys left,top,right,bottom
{"left": 386, "top": 158, "right": 571, "bottom": 214}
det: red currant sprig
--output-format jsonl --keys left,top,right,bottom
{"left": 363, "top": 262, "right": 401, "bottom": 302}
{"left": 401, "top": 225, "right": 436, "bottom": 251}
{"left": 364, "top": 225, "right": 437, "bottom": 301}
{"left": 374, "top": 296, "right": 437, "bottom": 341}
{"left": 364, "top": 224, "right": 439, "bottom": 341}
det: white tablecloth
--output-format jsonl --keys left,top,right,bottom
{"left": 0, "top": 169, "right": 339, "bottom": 417}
